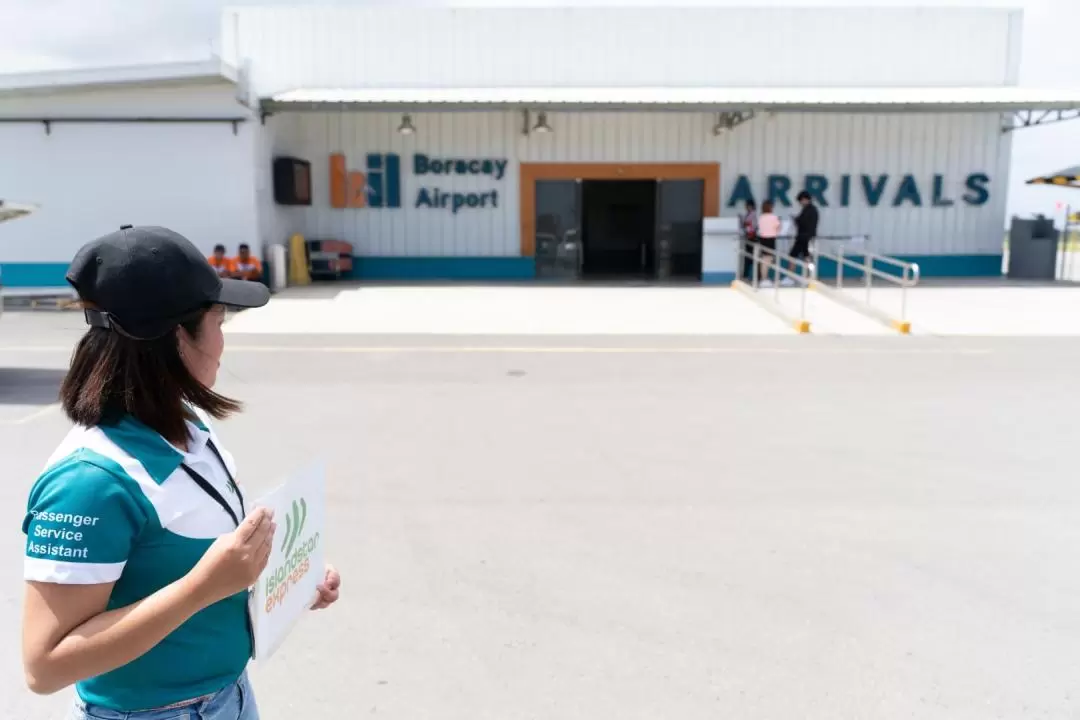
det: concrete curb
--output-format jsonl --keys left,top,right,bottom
{"left": 731, "top": 280, "right": 812, "bottom": 334}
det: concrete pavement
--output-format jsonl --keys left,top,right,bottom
{"left": 0, "top": 315, "right": 1078, "bottom": 719}
{"left": 219, "top": 283, "right": 1080, "bottom": 337}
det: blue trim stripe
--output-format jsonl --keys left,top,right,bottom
{"left": 0, "top": 262, "right": 70, "bottom": 288}
{"left": 702, "top": 271, "right": 737, "bottom": 285}
{"left": 2, "top": 254, "right": 1005, "bottom": 287}
{"left": 813, "top": 254, "right": 1003, "bottom": 280}
{"left": 349, "top": 257, "right": 537, "bottom": 280}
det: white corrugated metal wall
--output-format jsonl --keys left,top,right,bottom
{"left": 225, "top": 6, "right": 1018, "bottom": 95}
{"left": 269, "top": 110, "right": 1010, "bottom": 259}
{"left": 0, "top": 81, "right": 261, "bottom": 273}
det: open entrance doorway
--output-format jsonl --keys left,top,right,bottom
{"left": 523, "top": 163, "right": 719, "bottom": 282}
{"left": 582, "top": 180, "right": 657, "bottom": 278}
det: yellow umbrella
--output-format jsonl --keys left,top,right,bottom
{"left": 1026, "top": 166, "right": 1080, "bottom": 189}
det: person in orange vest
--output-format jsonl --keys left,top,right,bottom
{"left": 207, "top": 244, "right": 236, "bottom": 278}
{"left": 232, "top": 244, "right": 263, "bottom": 282}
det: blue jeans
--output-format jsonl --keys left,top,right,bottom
{"left": 68, "top": 671, "right": 258, "bottom": 720}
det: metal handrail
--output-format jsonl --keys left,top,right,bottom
{"left": 736, "top": 240, "right": 815, "bottom": 324}
{"left": 811, "top": 239, "right": 921, "bottom": 329}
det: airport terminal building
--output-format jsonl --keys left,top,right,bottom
{"left": 1, "top": 4, "right": 1078, "bottom": 286}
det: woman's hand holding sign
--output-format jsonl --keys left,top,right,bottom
{"left": 190, "top": 507, "right": 277, "bottom": 605}
{"left": 311, "top": 564, "right": 341, "bottom": 610}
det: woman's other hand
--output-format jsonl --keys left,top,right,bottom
{"left": 311, "top": 564, "right": 341, "bottom": 610}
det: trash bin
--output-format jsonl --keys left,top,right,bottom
{"left": 1007, "top": 215, "right": 1059, "bottom": 280}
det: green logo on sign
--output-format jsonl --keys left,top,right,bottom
{"left": 280, "top": 498, "right": 308, "bottom": 558}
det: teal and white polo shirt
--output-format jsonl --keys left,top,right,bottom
{"left": 23, "top": 410, "right": 252, "bottom": 712}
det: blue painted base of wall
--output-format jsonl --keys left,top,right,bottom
{"left": 813, "top": 254, "right": 1004, "bottom": 280}
{"left": 1, "top": 254, "right": 1005, "bottom": 287}
{"left": 349, "top": 257, "right": 536, "bottom": 280}
{"left": 0, "top": 263, "right": 70, "bottom": 288}
{"left": 702, "top": 271, "right": 737, "bottom": 285}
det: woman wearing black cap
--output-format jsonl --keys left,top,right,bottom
{"left": 20, "top": 226, "right": 341, "bottom": 719}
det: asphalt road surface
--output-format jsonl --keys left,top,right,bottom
{"left": 1, "top": 311, "right": 1078, "bottom": 720}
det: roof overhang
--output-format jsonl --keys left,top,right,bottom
{"left": 263, "top": 86, "right": 1080, "bottom": 113}
{"left": 0, "top": 59, "right": 239, "bottom": 98}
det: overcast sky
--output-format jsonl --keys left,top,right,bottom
{"left": 3, "top": 0, "right": 1079, "bottom": 220}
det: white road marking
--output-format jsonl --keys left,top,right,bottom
{"left": 0, "top": 345, "right": 992, "bottom": 355}
{"left": 219, "top": 345, "right": 993, "bottom": 355}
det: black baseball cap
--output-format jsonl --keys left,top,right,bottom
{"left": 67, "top": 225, "right": 270, "bottom": 340}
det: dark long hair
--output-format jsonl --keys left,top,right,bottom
{"left": 60, "top": 306, "right": 240, "bottom": 444}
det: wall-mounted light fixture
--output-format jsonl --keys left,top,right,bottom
{"left": 522, "top": 110, "right": 553, "bottom": 136}
{"left": 397, "top": 114, "right": 416, "bottom": 135}
{"left": 712, "top": 111, "right": 755, "bottom": 136}
{"left": 533, "top": 111, "right": 552, "bottom": 134}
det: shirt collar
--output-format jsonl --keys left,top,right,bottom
{"left": 180, "top": 420, "right": 210, "bottom": 458}
{"left": 98, "top": 409, "right": 213, "bottom": 485}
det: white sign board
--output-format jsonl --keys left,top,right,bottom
{"left": 703, "top": 216, "right": 740, "bottom": 234}
{"left": 702, "top": 217, "right": 741, "bottom": 276}
{"left": 249, "top": 462, "right": 326, "bottom": 661}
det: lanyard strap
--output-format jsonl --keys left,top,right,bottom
{"left": 179, "top": 439, "right": 246, "bottom": 527}
{"left": 177, "top": 438, "right": 257, "bottom": 657}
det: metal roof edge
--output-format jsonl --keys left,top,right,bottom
{"left": 229, "top": 3, "right": 1022, "bottom": 12}
{"left": 0, "top": 58, "right": 239, "bottom": 96}
{"left": 261, "top": 86, "right": 1080, "bottom": 113}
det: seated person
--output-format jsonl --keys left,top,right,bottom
{"left": 232, "top": 243, "right": 263, "bottom": 282}
{"left": 208, "top": 244, "right": 236, "bottom": 278}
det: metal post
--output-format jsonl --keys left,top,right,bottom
{"left": 865, "top": 253, "right": 873, "bottom": 304}
{"left": 773, "top": 254, "right": 780, "bottom": 302}
{"left": 899, "top": 265, "right": 908, "bottom": 322}
{"left": 836, "top": 244, "right": 844, "bottom": 289}
{"left": 799, "top": 269, "right": 807, "bottom": 319}
{"left": 1062, "top": 207, "right": 1071, "bottom": 282}
{"left": 752, "top": 244, "right": 760, "bottom": 289}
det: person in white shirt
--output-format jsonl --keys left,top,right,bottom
{"left": 756, "top": 200, "right": 782, "bottom": 286}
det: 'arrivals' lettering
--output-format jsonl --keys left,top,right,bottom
{"left": 726, "top": 173, "right": 990, "bottom": 208}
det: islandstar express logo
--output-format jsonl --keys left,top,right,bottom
{"left": 330, "top": 153, "right": 401, "bottom": 209}
{"left": 264, "top": 497, "right": 320, "bottom": 614}
{"left": 280, "top": 498, "right": 308, "bottom": 557}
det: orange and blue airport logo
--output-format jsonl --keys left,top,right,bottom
{"left": 330, "top": 153, "right": 401, "bottom": 209}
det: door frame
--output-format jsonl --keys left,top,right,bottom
{"left": 520, "top": 163, "right": 720, "bottom": 257}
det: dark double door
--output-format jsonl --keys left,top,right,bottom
{"left": 535, "top": 178, "right": 705, "bottom": 281}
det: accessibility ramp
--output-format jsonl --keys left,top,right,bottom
{"left": 732, "top": 240, "right": 910, "bottom": 336}
{"left": 733, "top": 281, "right": 893, "bottom": 336}
{"left": 731, "top": 279, "right": 810, "bottom": 333}
{"left": 799, "top": 288, "right": 897, "bottom": 335}
{"left": 809, "top": 244, "right": 920, "bottom": 334}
